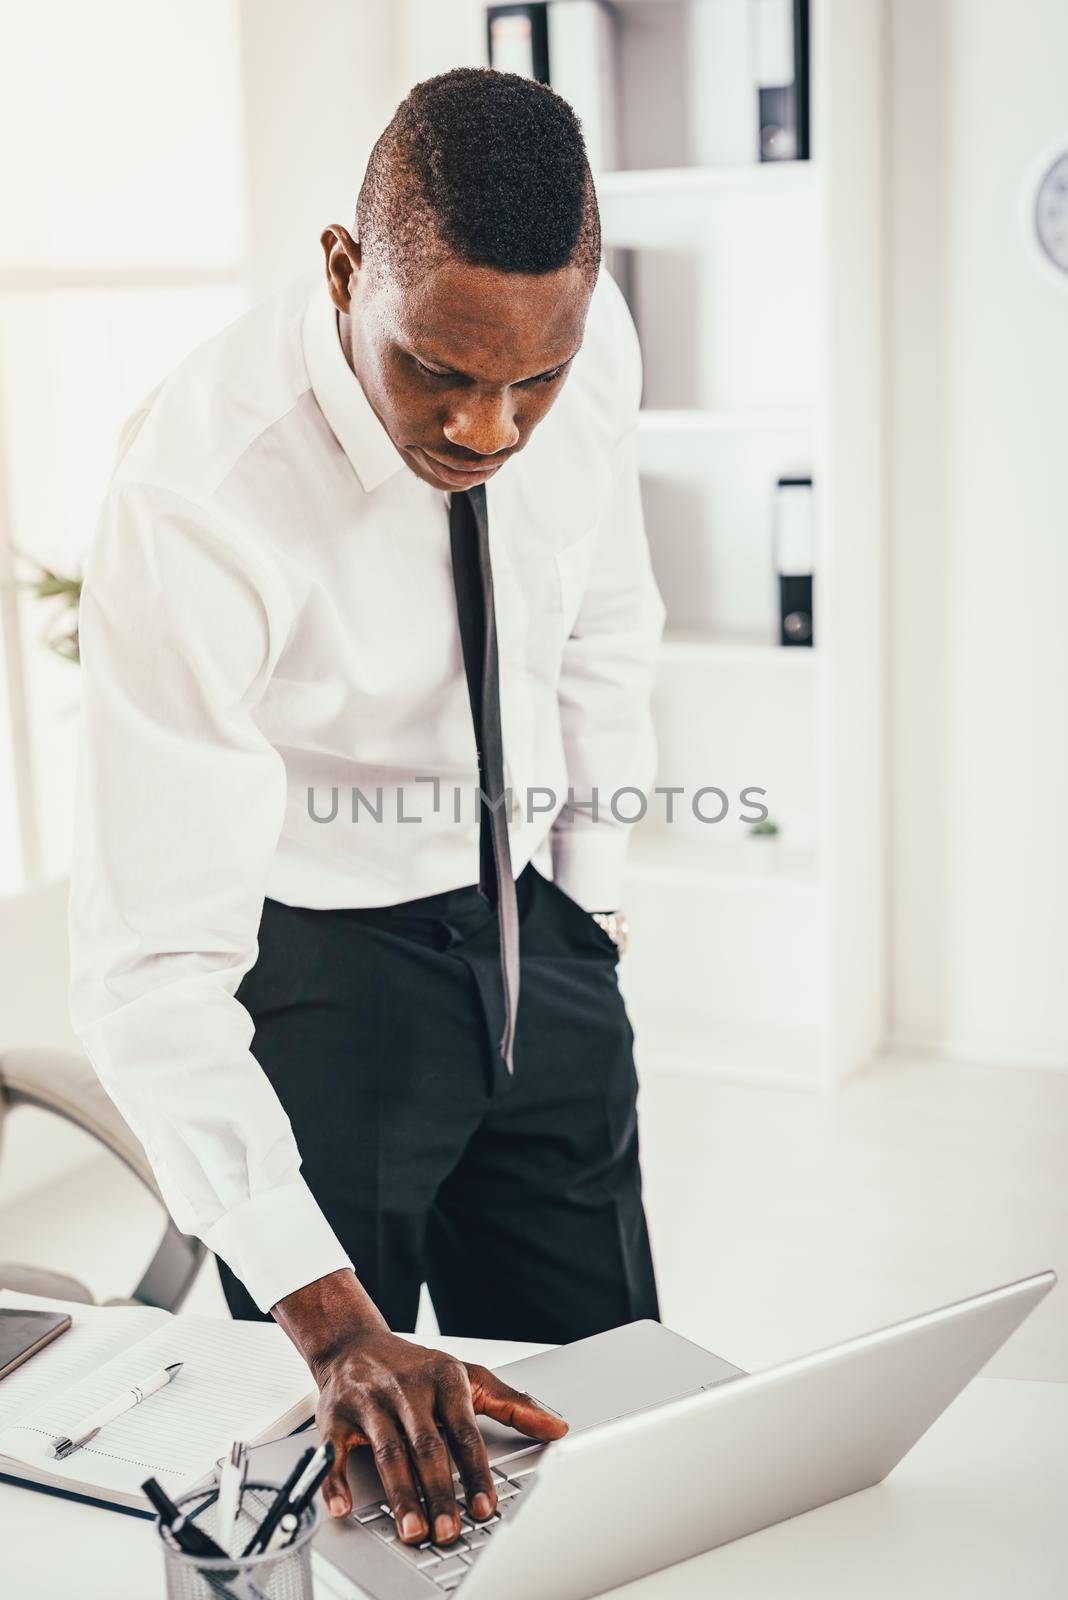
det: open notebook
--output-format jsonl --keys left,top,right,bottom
{"left": 0, "top": 1290, "right": 315, "bottom": 1513}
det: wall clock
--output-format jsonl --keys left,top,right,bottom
{"left": 1027, "top": 142, "right": 1068, "bottom": 281}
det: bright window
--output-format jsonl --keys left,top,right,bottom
{"left": 0, "top": 1, "right": 250, "bottom": 887}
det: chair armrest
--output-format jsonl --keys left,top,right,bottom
{"left": 0, "top": 1045, "right": 161, "bottom": 1199}
{"left": 0, "top": 1045, "right": 208, "bottom": 1311}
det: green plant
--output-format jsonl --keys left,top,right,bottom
{"left": 13, "top": 549, "right": 83, "bottom": 664}
{"left": 749, "top": 817, "right": 781, "bottom": 838}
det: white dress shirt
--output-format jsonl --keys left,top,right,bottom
{"left": 68, "top": 267, "right": 664, "bottom": 1314}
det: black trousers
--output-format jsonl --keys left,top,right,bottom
{"left": 217, "top": 864, "right": 660, "bottom": 1343}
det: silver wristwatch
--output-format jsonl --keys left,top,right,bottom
{"left": 591, "top": 910, "right": 630, "bottom": 957}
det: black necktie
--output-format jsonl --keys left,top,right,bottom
{"left": 449, "top": 484, "right": 520, "bottom": 1075}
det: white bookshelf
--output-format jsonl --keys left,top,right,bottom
{"left": 626, "top": 832, "right": 821, "bottom": 894}
{"left": 600, "top": 0, "right": 887, "bottom": 1090}
{"left": 659, "top": 630, "right": 821, "bottom": 666}
{"left": 639, "top": 407, "right": 814, "bottom": 437}
{"left": 596, "top": 161, "right": 817, "bottom": 200}
{"left": 621, "top": 1015, "right": 827, "bottom": 1092}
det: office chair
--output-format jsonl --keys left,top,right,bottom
{"left": 0, "top": 1045, "right": 205, "bottom": 1311}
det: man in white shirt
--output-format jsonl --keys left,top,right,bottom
{"left": 69, "top": 68, "right": 664, "bottom": 1546}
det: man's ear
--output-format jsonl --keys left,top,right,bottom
{"left": 321, "top": 224, "right": 362, "bottom": 313}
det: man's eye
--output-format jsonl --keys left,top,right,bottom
{"left": 413, "top": 357, "right": 448, "bottom": 379}
{"left": 525, "top": 366, "right": 566, "bottom": 387}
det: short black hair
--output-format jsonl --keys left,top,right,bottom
{"left": 356, "top": 67, "right": 601, "bottom": 285}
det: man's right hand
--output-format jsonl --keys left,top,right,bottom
{"left": 273, "top": 1269, "right": 568, "bottom": 1547}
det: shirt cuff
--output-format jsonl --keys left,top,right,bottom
{"left": 202, "top": 1179, "right": 354, "bottom": 1314}
{"left": 550, "top": 825, "right": 631, "bottom": 912}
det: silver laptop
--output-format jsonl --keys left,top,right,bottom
{"left": 253, "top": 1270, "right": 1055, "bottom": 1600}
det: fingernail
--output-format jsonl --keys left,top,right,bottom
{"left": 434, "top": 1513, "right": 458, "bottom": 1544}
{"left": 401, "top": 1511, "right": 425, "bottom": 1542}
{"left": 328, "top": 1496, "right": 348, "bottom": 1518}
{"left": 471, "top": 1491, "right": 494, "bottom": 1520}
{"left": 529, "top": 1392, "right": 566, "bottom": 1420}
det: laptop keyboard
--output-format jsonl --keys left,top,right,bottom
{"left": 353, "top": 1457, "right": 540, "bottom": 1591}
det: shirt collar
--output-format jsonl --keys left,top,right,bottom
{"left": 302, "top": 280, "right": 405, "bottom": 494}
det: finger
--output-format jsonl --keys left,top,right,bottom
{"left": 321, "top": 1426, "right": 358, "bottom": 1519}
{"left": 395, "top": 1397, "right": 463, "bottom": 1546}
{"left": 439, "top": 1376, "right": 497, "bottom": 1524}
{"left": 467, "top": 1365, "right": 570, "bottom": 1441}
{"left": 362, "top": 1412, "right": 429, "bottom": 1545}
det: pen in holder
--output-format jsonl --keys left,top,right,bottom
{"left": 156, "top": 1482, "right": 318, "bottom": 1600}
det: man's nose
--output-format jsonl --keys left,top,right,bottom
{"left": 442, "top": 394, "right": 520, "bottom": 457}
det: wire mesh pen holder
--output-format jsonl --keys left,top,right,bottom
{"left": 157, "top": 1482, "right": 319, "bottom": 1600}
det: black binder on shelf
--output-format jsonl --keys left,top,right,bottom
{"left": 775, "top": 475, "right": 815, "bottom": 647}
{"left": 755, "top": 0, "right": 810, "bottom": 162}
{"left": 487, "top": 3, "right": 550, "bottom": 83}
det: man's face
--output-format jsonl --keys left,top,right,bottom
{"left": 323, "top": 228, "right": 593, "bottom": 492}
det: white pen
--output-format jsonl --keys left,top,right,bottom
{"left": 217, "top": 1438, "right": 250, "bottom": 1554}
{"left": 264, "top": 1512, "right": 299, "bottom": 1554}
{"left": 288, "top": 1440, "right": 331, "bottom": 1505}
{"left": 51, "top": 1362, "right": 183, "bottom": 1459}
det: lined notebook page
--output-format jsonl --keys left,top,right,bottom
{"left": 0, "top": 1291, "right": 168, "bottom": 1432}
{"left": 0, "top": 1315, "right": 315, "bottom": 1495}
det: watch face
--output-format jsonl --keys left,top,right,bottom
{"left": 1034, "top": 149, "right": 1068, "bottom": 275}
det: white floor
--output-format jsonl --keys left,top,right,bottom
{"left": 1, "top": 1056, "right": 1065, "bottom": 1382}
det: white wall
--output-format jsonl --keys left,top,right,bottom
{"left": 238, "top": 0, "right": 408, "bottom": 299}
{"left": 889, "top": 0, "right": 1068, "bottom": 1068}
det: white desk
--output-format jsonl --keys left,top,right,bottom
{"left": 4, "top": 1343, "right": 1065, "bottom": 1600}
